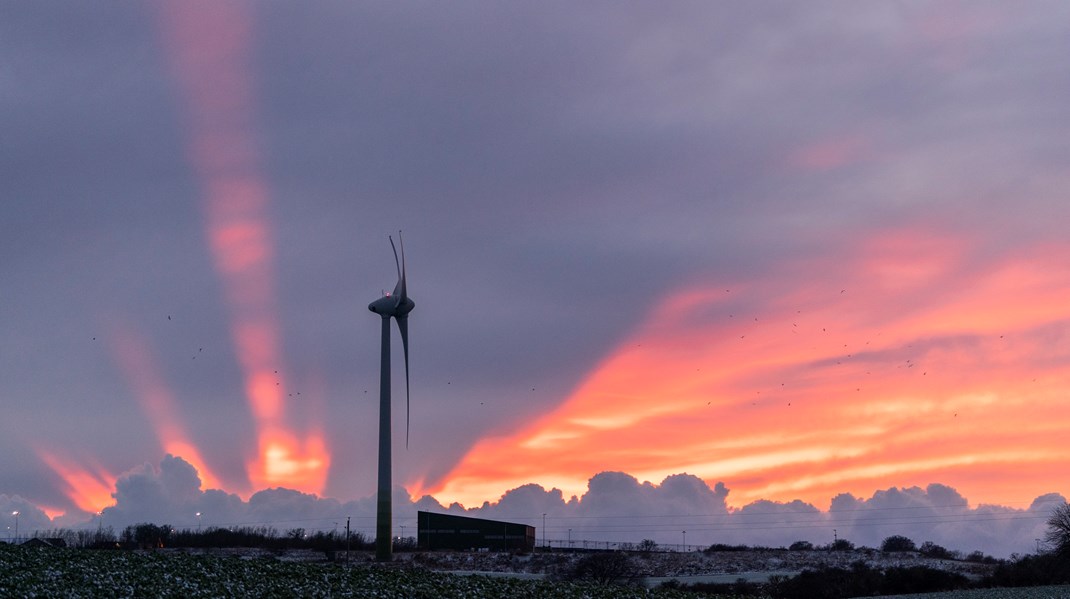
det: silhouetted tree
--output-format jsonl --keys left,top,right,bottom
{"left": 918, "top": 541, "right": 957, "bottom": 560}
{"left": 964, "top": 550, "right": 997, "bottom": 564}
{"left": 779, "top": 562, "right": 878, "bottom": 599}
{"left": 789, "top": 540, "right": 814, "bottom": 551}
{"left": 567, "top": 552, "right": 634, "bottom": 585}
{"left": 881, "top": 535, "right": 917, "bottom": 552}
{"left": 829, "top": 538, "right": 855, "bottom": 551}
{"left": 286, "top": 527, "right": 306, "bottom": 548}
{"left": 394, "top": 535, "right": 417, "bottom": 552}
{"left": 1045, "top": 501, "right": 1070, "bottom": 559}
{"left": 778, "top": 562, "right": 966, "bottom": 599}
{"left": 704, "top": 543, "right": 751, "bottom": 552}
{"left": 122, "top": 523, "right": 171, "bottom": 549}
{"left": 880, "top": 565, "right": 968, "bottom": 595}
{"left": 985, "top": 552, "right": 1068, "bottom": 587}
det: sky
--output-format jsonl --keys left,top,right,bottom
{"left": 2, "top": 1, "right": 1069, "bottom": 556}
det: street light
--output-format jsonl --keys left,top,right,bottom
{"left": 682, "top": 530, "right": 686, "bottom": 550}
{"left": 542, "top": 513, "right": 546, "bottom": 551}
{"left": 195, "top": 512, "right": 202, "bottom": 532}
{"left": 12, "top": 511, "right": 19, "bottom": 542}
{"left": 568, "top": 528, "right": 572, "bottom": 548}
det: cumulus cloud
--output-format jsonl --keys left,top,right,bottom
{"left": 9, "top": 455, "right": 1061, "bottom": 558}
{"left": 823, "top": 484, "right": 1066, "bottom": 557}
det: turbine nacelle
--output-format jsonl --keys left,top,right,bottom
{"left": 368, "top": 294, "right": 414, "bottom": 317}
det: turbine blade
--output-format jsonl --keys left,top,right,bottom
{"left": 396, "top": 315, "right": 411, "bottom": 449}
{"left": 397, "top": 231, "right": 408, "bottom": 302}
{"left": 389, "top": 235, "right": 403, "bottom": 304}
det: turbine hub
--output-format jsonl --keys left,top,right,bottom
{"left": 368, "top": 296, "right": 414, "bottom": 317}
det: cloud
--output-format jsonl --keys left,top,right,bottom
{"left": 826, "top": 484, "right": 1064, "bottom": 557}
{"left": 106, "top": 455, "right": 207, "bottom": 525}
{"left": 8, "top": 455, "right": 1061, "bottom": 557}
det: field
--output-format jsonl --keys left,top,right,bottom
{"left": 5, "top": 544, "right": 1069, "bottom": 598}
{"left": 0, "top": 545, "right": 728, "bottom": 598}
{"left": 866, "top": 588, "right": 1070, "bottom": 599}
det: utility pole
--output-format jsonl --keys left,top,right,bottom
{"left": 346, "top": 517, "right": 351, "bottom": 564}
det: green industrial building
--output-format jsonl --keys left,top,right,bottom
{"left": 417, "top": 511, "right": 535, "bottom": 552}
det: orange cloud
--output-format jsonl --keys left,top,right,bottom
{"left": 38, "top": 452, "right": 116, "bottom": 514}
{"left": 38, "top": 506, "right": 66, "bottom": 520}
{"left": 247, "top": 428, "right": 331, "bottom": 493}
{"left": 156, "top": 1, "right": 329, "bottom": 494}
{"left": 423, "top": 227, "right": 1070, "bottom": 509}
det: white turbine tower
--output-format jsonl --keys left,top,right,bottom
{"left": 368, "top": 233, "right": 413, "bottom": 562}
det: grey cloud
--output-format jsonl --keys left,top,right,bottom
{"left": 107, "top": 455, "right": 213, "bottom": 526}
{"left": 827, "top": 485, "right": 1060, "bottom": 557}
{"left": 6, "top": 456, "right": 1063, "bottom": 557}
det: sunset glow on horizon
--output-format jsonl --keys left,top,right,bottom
{"left": 421, "top": 226, "right": 1070, "bottom": 510}
{"left": 37, "top": 452, "right": 117, "bottom": 515}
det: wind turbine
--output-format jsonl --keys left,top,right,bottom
{"left": 368, "top": 233, "right": 414, "bottom": 562}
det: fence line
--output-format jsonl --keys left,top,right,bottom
{"left": 537, "top": 538, "right": 699, "bottom": 553}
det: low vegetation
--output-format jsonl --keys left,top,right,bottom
{"left": 869, "top": 588, "right": 1070, "bottom": 599}
{"left": 664, "top": 561, "right": 971, "bottom": 598}
{"left": 0, "top": 544, "right": 729, "bottom": 598}
{"left": 7, "top": 511, "right": 1070, "bottom": 598}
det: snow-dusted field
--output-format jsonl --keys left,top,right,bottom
{"left": 6, "top": 542, "right": 1060, "bottom": 598}
{"left": 0, "top": 544, "right": 709, "bottom": 598}
{"left": 407, "top": 546, "right": 991, "bottom": 580}
{"left": 858, "top": 587, "right": 1070, "bottom": 599}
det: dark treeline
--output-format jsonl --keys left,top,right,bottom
{"left": 663, "top": 562, "right": 972, "bottom": 599}
{"left": 18, "top": 526, "right": 118, "bottom": 549}
{"left": 702, "top": 537, "right": 996, "bottom": 563}
{"left": 659, "top": 531, "right": 1069, "bottom": 599}
{"left": 114, "top": 523, "right": 399, "bottom": 554}
{"left": 23, "top": 523, "right": 397, "bottom": 554}
{"left": 665, "top": 556, "right": 1070, "bottom": 599}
